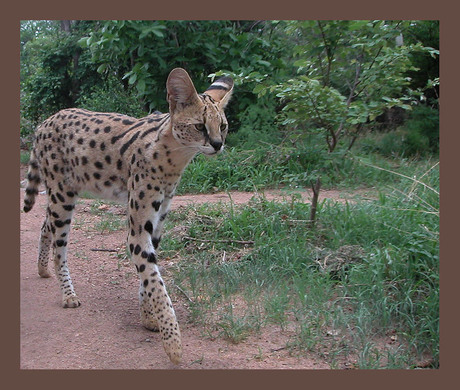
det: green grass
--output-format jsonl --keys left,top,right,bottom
{"left": 20, "top": 150, "right": 30, "bottom": 164}
{"left": 162, "top": 160, "right": 439, "bottom": 368}
{"left": 177, "top": 142, "right": 439, "bottom": 195}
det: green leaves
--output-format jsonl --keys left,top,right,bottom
{"left": 269, "top": 20, "right": 434, "bottom": 152}
{"left": 138, "top": 24, "right": 166, "bottom": 39}
{"left": 79, "top": 20, "right": 288, "bottom": 114}
{"left": 348, "top": 20, "right": 370, "bottom": 31}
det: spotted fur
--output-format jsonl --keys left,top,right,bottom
{"left": 23, "top": 68, "right": 234, "bottom": 364}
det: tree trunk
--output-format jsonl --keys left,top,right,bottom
{"left": 309, "top": 178, "right": 321, "bottom": 227}
{"left": 60, "top": 20, "right": 72, "bottom": 33}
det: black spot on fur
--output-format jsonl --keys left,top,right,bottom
{"left": 147, "top": 253, "right": 157, "bottom": 263}
{"left": 54, "top": 219, "right": 71, "bottom": 228}
{"left": 144, "top": 220, "right": 153, "bottom": 234}
{"left": 55, "top": 239, "right": 66, "bottom": 247}
{"left": 152, "top": 237, "right": 161, "bottom": 249}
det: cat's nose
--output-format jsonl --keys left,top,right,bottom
{"left": 210, "top": 140, "right": 223, "bottom": 152}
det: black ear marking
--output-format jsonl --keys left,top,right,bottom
{"left": 204, "top": 76, "right": 234, "bottom": 107}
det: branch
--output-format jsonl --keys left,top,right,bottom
{"left": 353, "top": 45, "right": 384, "bottom": 99}
{"left": 243, "top": 20, "right": 264, "bottom": 32}
{"left": 332, "top": 53, "right": 364, "bottom": 150}
{"left": 317, "top": 21, "right": 333, "bottom": 86}
{"left": 347, "top": 51, "right": 363, "bottom": 106}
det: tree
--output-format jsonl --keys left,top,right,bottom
{"left": 257, "top": 20, "right": 438, "bottom": 152}
{"left": 404, "top": 20, "right": 439, "bottom": 107}
{"left": 79, "top": 20, "right": 290, "bottom": 124}
{"left": 20, "top": 20, "right": 104, "bottom": 126}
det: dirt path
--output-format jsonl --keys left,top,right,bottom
{"left": 20, "top": 167, "right": 362, "bottom": 369}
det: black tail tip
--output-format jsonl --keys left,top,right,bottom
{"left": 23, "top": 206, "right": 31, "bottom": 213}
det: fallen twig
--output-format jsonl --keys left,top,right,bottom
{"left": 183, "top": 236, "right": 254, "bottom": 245}
{"left": 173, "top": 284, "right": 194, "bottom": 303}
{"left": 270, "top": 346, "right": 288, "bottom": 352}
{"left": 90, "top": 248, "right": 119, "bottom": 252}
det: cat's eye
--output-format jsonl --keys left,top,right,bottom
{"left": 220, "top": 123, "right": 227, "bottom": 131}
{"left": 195, "top": 123, "right": 205, "bottom": 132}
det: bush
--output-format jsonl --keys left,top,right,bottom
{"left": 226, "top": 97, "right": 281, "bottom": 149}
{"left": 76, "top": 77, "right": 148, "bottom": 117}
{"left": 358, "top": 105, "right": 439, "bottom": 158}
{"left": 20, "top": 116, "right": 36, "bottom": 139}
{"left": 359, "top": 130, "right": 408, "bottom": 158}
{"left": 402, "top": 105, "right": 439, "bottom": 155}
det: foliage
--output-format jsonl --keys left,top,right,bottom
{"left": 80, "top": 20, "right": 290, "bottom": 121}
{"left": 402, "top": 105, "right": 439, "bottom": 155}
{"left": 404, "top": 21, "right": 439, "bottom": 107}
{"left": 21, "top": 20, "right": 439, "bottom": 161}
{"left": 76, "top": 76, "right": 148, "bottom": 118}
{"left": 225, "top": 97, "right": 281, "bottom": 148}
{"left": 20, "top": 20, "right": 60, "bottom": 83}
{"left": 20, "top": 21, "right": 105, "bottom": 125}
{"left": 253, "top": 20, "right": 438, "bottom": 152}
{"left": 358, "top": 105, "right": 439, "bottom": 158}
{"left": 20, "top": 116, "right": 36, "bottom": 139}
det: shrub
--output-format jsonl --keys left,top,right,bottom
{"left": 402, "top": 105, "right": 439, "bottom": 155}
{"left": 227, "top": 97, "right": 280, "bottom": 149}
{"left": 20, "top": 116, "right": 36, "bottom": 139}
{"left": 76, "top": 76, "right": 147, "bottom": 118}
{"left": 358, "top": 105, "right": 439, "bottom": 158}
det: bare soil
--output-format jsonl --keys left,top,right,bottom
{"left": 20, "top": 165, "right": 363, "bottom": 369}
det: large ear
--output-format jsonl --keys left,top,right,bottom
{"left": 166, "top": 68, "right": 199, "bottom": 112}
{"left": 204, "top": 76, "right": 234, "bottom": 108}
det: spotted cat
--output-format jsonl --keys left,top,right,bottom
{"left": 23, "top": 68, "right": 234, "bottom": 364}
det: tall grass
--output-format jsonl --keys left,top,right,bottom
{"left": 177, "top": 141, "right": 438, "bottom": 194}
